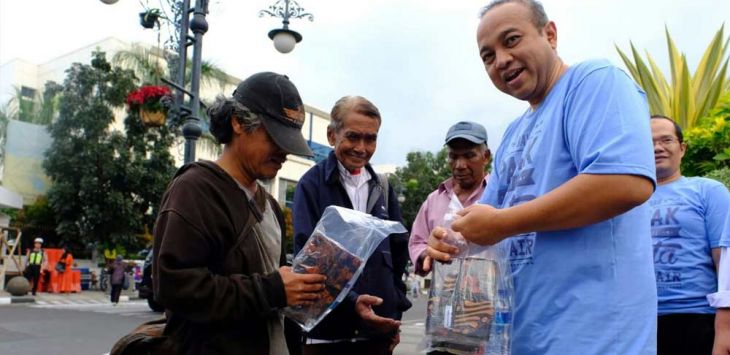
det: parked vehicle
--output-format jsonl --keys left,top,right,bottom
{"left": 99, "top": 268, "right": 110, "bottom": 292}
{"left": 138, "top": 249, "right": 164, "bottom": 312}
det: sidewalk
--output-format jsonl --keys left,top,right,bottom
{"left": 1, "top": 289, "right": 139, "bottom": 306}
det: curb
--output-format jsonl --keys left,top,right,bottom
{"left": 11, "top": 295, "right": 36, "bottom": 304}
{"left": 0, "top": 295, "right": 37, "bottom": 305}
{"left": 0, "top": 291, "right": 142, "bottom": 306}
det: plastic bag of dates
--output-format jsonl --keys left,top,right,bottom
{"left": 283, "top": 206, "right": 406, "bottom": 331}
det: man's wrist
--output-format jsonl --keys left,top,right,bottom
{"left": 415, "top": 252, "right": 428, "bottom": 276}
{"left": 497, "top": 205, "right": 531, "bottom": 240}
{"left": 717, "top": 308, "right": 730, "bottom": 330}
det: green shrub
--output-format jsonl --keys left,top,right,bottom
{"left": 682, "top": 92, "right": 730, "bottom": 176}
{"left": 705, "top": 167, "right": 730, "bottom": 189}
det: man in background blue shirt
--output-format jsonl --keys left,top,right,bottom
{"left": 649, "top": 115, "right": 730, "bottom": 355}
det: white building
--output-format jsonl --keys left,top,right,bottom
{"left": 0, "top": 37, "right": 332, "bottom": 206}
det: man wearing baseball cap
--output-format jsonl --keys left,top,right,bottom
{"left": 24, "top": 237, "right": 49, "bottom": 296}
{"left": 151, "top": 72, "right": 325, "bottom": 354}
{"left": 408, "top": 121, "right": 491, "bottom": 277}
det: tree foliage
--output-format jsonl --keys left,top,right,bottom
{"left": 706, "top": 167, "right": 730, "bottom": 190}
{"left": 43, "top": 51, "right": 176, "bottom": 252}
{"left": 8, "top": 196, "right": 59, "bottom": 248}
{"left": 121, "top": 105, "right": 177, "bottom": 241}
{"left": 682, "top": 91, "right": 730, "bottom": 176}
{"left": 392, "top": 148, "right": 451, "bottom": 230}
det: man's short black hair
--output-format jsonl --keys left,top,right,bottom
{"left": 651, "top": 115, "right": 684, "bottom": 143}
{"left": 479, "top": 0, "right": 549, "bottom": 30}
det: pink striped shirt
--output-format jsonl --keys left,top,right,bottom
{"left": 408, "top": 175, "right": 488, "bottom": 274}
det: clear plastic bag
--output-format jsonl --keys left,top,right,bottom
{"left": 421, "top": 195, "right": 513, "bottom": 355}
{"left": 283, "top": 205, "right": 407, "bottom": 332}
{"left": 442, "top": 193, "right": 469, "bottom": 258}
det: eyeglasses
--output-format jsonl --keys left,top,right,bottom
{"left": 653, "top": 137, "right": 681, "bottom": 147}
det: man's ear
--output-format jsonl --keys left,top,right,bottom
{"left": 679, "top": 142, "right": 687, "bottom": 159}
{"left": 327, "top": 126, "right": 336, "bottom": 147}
{"left": 231, "top": 116, "right": 244, "bottom": 135}
{"left": 543, "top": 21, "right": 558, "bottom": 49}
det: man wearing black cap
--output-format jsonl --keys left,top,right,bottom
{"left": 293, "top": 96, "right": 411, "bottom": 355}
{"left": 408, "top": 121, "right": 491, "bottom": 277}
{"left": 152, "top": 72, "right": 326, "bottom": 355}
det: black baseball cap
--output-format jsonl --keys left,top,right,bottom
{"left": 233, "top": 72, "right": 313, "bottom": 157}
{"left": 445, "top": 121, "right": 488, "bottom": 145}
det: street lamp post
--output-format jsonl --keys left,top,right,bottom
{"left": 184, "top": 0, "right": 207, "bottom": 164}
{"left": 159, "top": 0, "right": 207, "bottom": 165}
{"left": 104, "top": 0, "right": 313, "bottom": 164}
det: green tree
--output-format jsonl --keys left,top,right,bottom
{"left": 43, "top": 51, "right": 138, "bottom": 249}
{"left": 682, "top": 91, "right": 730, "bottom": 176}
{"left": 616, "top": 25, "right": 729, "bottom": 129}
{"left": 9, "top": 196, "right": 60, "bottom": 248}
{"left": 120, "top": 103, "right": 177, "bottom": 246}
{"left": 393, "top": 148, "right": 451, "bottom": 229}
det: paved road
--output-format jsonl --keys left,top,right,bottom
{"left": 0, "top": 300, "right": 159, "bottom": 355}
{"left": 0, "top": 294, "right": 428, "bottom": 355}
{"left": 396, "top": 294, "right": 428, "bottom": 355}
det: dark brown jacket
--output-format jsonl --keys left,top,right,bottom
{"left": 152, "top": 161, "right": 289, "bottom": 355}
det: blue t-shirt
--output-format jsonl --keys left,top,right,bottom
{"left": 480, "top": 60, "right": 657, "bottom": 355}
{"left": 650, "top": 176, "right": 730, "bottom": 315}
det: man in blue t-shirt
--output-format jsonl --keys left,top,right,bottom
{"left": 649, "top": 115, "right": 730, "bottom": 354}
{"left": 425, "top": 1, "right": 657, "bottom": 354}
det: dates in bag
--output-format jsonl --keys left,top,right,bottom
{"left": 283, "top": 206, "right": 407, "bottom": 332}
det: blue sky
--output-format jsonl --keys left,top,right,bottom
{"left": 1, "top": 0, "right": 728, "bottom": 165}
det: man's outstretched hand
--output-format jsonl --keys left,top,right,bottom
{"left": 354, "top": 294, "right": 401, "bottom": 334}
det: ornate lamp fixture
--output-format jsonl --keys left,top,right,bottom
{"left": 259, "top": 0, "right": 314, "bottom": 53}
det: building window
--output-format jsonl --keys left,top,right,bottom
{"left": 278, "top": 178, "right": 297, "bottom": 209}
{"left": 20, "top": 86, "right": 36, "bottom": 98}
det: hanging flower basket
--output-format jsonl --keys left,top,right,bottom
{"left": 140, "top": 109, "right": 166, "bottom": 127}
{"left": 126, "top": 85, "right": 171, "bottom": 128}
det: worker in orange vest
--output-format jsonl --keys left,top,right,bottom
{"left": 57, "top": 245, "right": 75, "bottom": 294}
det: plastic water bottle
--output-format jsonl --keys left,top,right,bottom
{"left": 487, "top": 288, "right": 511, "bottom": 354}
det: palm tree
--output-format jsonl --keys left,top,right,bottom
{"left": 616, "top": 25, "right": 729, "bottom": 129}
{"left": 0, "top": 81, "right": 61, "bottom": 180}
{"left": 5, "top": 82, "right": 62, "bottom": 125}
{"left": 112, "top": 44, "right": 230, "bottom": 89}
{"left": 112, "top": 44, "right": 226, "bottom": 155}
